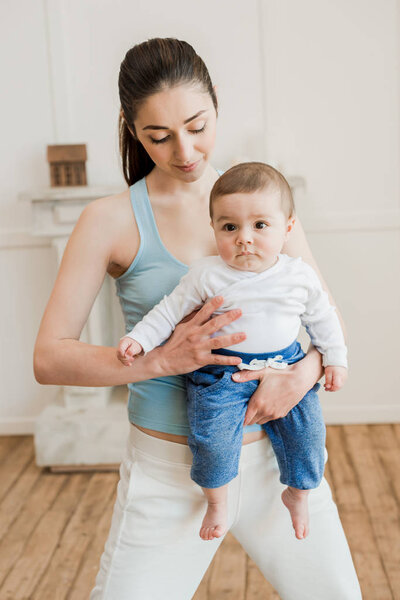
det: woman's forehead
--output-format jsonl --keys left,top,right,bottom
{"left": 135, "top": 84, "right": 212, "bottom": 129}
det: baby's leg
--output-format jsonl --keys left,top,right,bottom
{"left": 186, "top": 367, "right": 252, "bottom": 541}
{"left": 281, "top": 486, "right": 310, "bottom": 540}
{"left": 200, "top": 483, "right": 229, "bottom": 541}
{"left": 263, "top": 383, "right": 326, "bottom": 541}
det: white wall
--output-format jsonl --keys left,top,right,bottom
{"left": 1, "top": 0, "right": 399, "bottom": 432}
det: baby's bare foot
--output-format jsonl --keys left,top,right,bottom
{"left": 200, "top": 501, "right": 227, "bottom": 541}
{"left": 281, "top": 487, "right": 310, "bottom": 540}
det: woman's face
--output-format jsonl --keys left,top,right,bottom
{"left": 133, "top": 83, "right": 217, "bottom": 182}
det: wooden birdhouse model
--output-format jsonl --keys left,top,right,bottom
{"left": 47, "top": 144, "right": 87, "bottom": 187}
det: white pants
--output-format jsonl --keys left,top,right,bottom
{"left": 90, "top": 424, "right": 362, "bottom": 600}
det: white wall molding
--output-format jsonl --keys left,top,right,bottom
{"left": 323, "top": 405, "right": 400, "bottom": 425}
{"left": 302, "top": 209, "right": 400, "bottom": 233}
{"left": 0, "top": 230, "right": 52, "bottom": 249}
{"left": 0, "top": 417, "right": 36, "bottom": 436}
{"left": 2, "top": 205, "right": 399, "bottom": 251}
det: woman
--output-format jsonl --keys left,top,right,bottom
{"left": 34, "top": 38, "right": 361, "bottom": 599}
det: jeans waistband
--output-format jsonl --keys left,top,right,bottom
{"left": 212, "top": 339, "right": 304, "bottom": 364}
{"left": 127, "top": 424, "right": 273, "bottom": 466}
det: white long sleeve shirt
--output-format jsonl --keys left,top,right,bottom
{"left": 126, "top": 253, "right": 347, "bottom": 367}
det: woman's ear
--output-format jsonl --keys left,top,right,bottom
{"left": 121, "top": 110, "right": 137, "bottom": 140}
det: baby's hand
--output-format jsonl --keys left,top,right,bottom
{"left": 324, "top": 366, "right": 348, "bottom": 392}
{"left": 117, "top": 337, "right": 143, "bottom": 366}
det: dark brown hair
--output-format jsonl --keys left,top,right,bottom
{"left": 118, "top": 38, "right": 218, "bottom": 186}
{"left": 210, "top": 162, "right": 295, "bottom": 219}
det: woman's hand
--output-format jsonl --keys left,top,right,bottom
{"left": 151, "top": 296, "right": 246, "bottom": 377}
{"left": 232, "top": 345, "right": 324, "bottom": 425}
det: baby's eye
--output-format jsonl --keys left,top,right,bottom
{"left": 255, "top": 221, "right": 268, "bottom": 229}
{"left": 223, "top": 223, "right": 236, "bottom": 232}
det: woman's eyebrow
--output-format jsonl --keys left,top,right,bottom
{"left": 142, "top": 110, "right": 208, "bottom": 131}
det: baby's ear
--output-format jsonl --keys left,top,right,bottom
{"left": 287, "top": 217, "right": 296, "bottom": 233}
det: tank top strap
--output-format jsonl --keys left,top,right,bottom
{"left": 129, "top": 177, "right": 165, "bottom": 259}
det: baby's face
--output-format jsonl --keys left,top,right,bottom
{"left": 211, "top": 189, "right": 294, "bottom": 272}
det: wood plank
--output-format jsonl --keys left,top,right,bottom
{"left": 343, "top": 425, "right": 400, "bottom": 599}
{"left": 246, "top": 557, "right": 280, "bottom": 599}
{"left": 0, "top": 474, "right": 90, "bottom": 599}
{"left": 208, "top": 532, "right": 246, "bottom": 599}
{"left": 327, "top": 426, "right": 392, "bottom": 600}
{"left": 369, "top": 425, "right": 400, "bottom": 506}
{"left": 50, "top": 463, "right": 119, "bottom": 473}
{"left": 326, "top": 427, "right": 364, "bottom": 508}
{"left": 323, "top": 460, "right": 336, "bottom": 504}
{"left": 0, "top": 458, "right": 41, "bottom": 541}
{"left": 0, "top": 470, "right": 67, "bottom": 587}
{"left": 0, "top": 436, "right": 22, "bottom": 464}
{"left": 193, "top": 562, "right": 212, "bottom": 600}
{"left": 31, "top": 472, "right": 117, "bottom": 600}
{"left": 393, "top": 424, "right": 400, "bottom": 449}
{"left": 0, "top": 437, "right": 34, "bottom": 503}
{"left": 66, "top": 474, "right": 118, "bottom": 599}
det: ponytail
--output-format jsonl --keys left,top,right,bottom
{"left": 119, "top": 114, "right": 154, "bottom": 186}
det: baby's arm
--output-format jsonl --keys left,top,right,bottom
{"left": 116, "top": 263, "right": 206, "bottom": 365}
{"left": 117, "top": 336, "right": 143, "bottom": 366}
{"left": 324, "top": 365, "right": 348, "bottom": 392}
{"left": 300, "top": 262, "right": 348, "bottom": 390}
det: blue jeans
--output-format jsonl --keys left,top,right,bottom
{"left": 186, "top": 340, "right": 325, "bottom": 490}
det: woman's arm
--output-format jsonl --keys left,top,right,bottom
{"left": 283, "top": 216, "right": 347, "bottom": 339}
{"left": 34, "top": 198, "right": 244, "bottom": 387}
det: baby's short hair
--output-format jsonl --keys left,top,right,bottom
{"left": 210, "top": 162, "right": 295, "bottom": 220}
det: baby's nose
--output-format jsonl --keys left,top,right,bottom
{"left": 236, "top": 232, "right": 253, "bottom": 244}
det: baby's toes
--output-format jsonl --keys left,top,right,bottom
{"left": 213, "top": 525, "right": 224, "bottom": 538}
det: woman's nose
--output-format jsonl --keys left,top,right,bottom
{"left": 173, "top": 135, "right": 193, "bottom": 163}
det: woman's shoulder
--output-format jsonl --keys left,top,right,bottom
{"left": 85, "top": 187, "right": 130, "bottom": 219}
{"left": 79, "top": 187, "right": 140, "bottom": 277}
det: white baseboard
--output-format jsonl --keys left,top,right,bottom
{"left": 0, "top": 417, "right": 35, "bottom": 435}
{"left": 322, "top": 404, "right": 400, "bottom": 425}
{"left": 1, "top": 406, "right": 400, "bottom": 437}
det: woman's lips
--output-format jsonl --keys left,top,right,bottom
{"left": 174, "top": 160, "right": 200, "bottom": 172}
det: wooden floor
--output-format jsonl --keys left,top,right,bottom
{"left": 0, "top": 425, "right": 399, "bottom": 599}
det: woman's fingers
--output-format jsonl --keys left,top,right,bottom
{"left": 193, "top": 296, "right": 243, "bottom": 332}
{"left": 231, "top": 368, "right": 264, "bottom": 383}
{"left": 190, "top": 295, "right": 225, "bottom": 325}
{"left": 243, "top": 404, "right": 259, "bottom": 427}
{"left": 201, "top": 308, "right": 243, "bottom": 337}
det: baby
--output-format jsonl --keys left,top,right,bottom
{"left": 117, "top": 162, "right": 348, "bottom": 542}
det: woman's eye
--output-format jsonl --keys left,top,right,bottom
{"left": 150, "top": 136, "right": 170, "bottom": 145}
{"left": 255, "top": 221, "right": 267, "bottom": 229}
{"left": 223, "top": 223, "right": 236, "bottom": 232}
{"left": 190, "top": 124, "right": 206, "bottom": 135}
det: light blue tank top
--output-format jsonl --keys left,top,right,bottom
{"left": 114, "top": 174, "right": 262, "bottom": 435}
